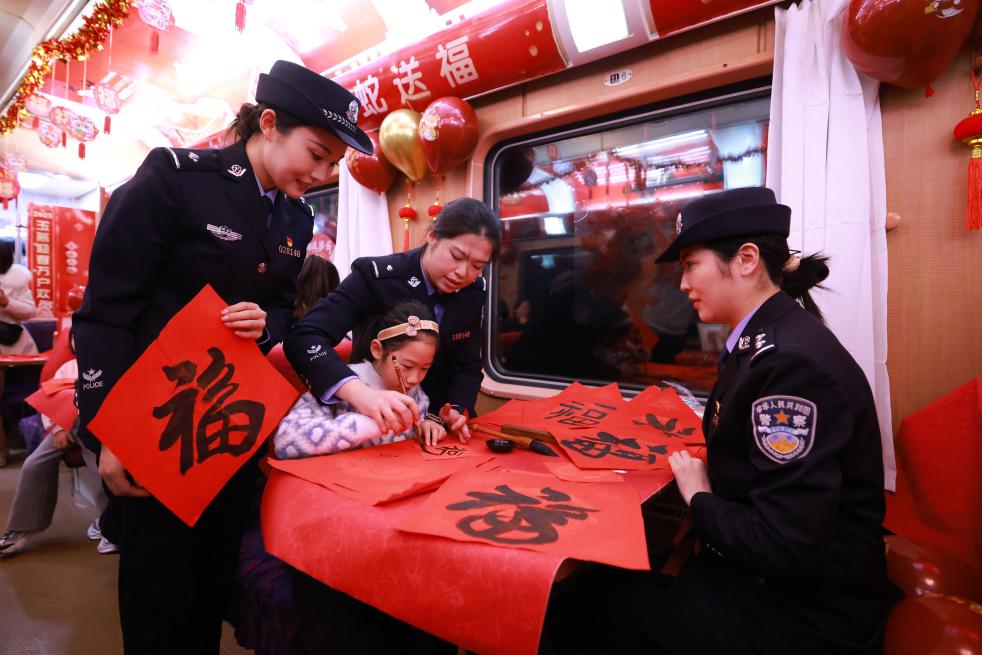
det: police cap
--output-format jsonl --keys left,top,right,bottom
{"left": 655, "top": 187, "right": 791, "bottom": 263}
{"left": 256, "top": 60, "right": 373, "bottom": 154}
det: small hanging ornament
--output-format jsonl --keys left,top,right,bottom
{"left": 37, "top": 122, "right": 63, "bottom": 149}
{"left": 235, "top": 0, "right": 253, "bottom": 32}
{"left": 78, "top": 142, "right": 86, "bottom": 159}
{"left": 398, "top": 180, "right": 418, "bottom": 251}
{"left": 136, "top": 0, "right": 172, "bottom": 56}
{"left": 428, "top": 174, "right": 443, "bottom": 220}
{"left": 94, "top": 83, "right": 121, "bottom": 135}
{"left": 0, "top": 167, "right": 19, "bottom": 211}
{"left": 953, "top": 56, "right": 982, "bottom": 230}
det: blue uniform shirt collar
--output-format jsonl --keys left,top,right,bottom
{"left": 725, "top": 301, "right": 764, "bottom": 355}
{"left": 254, "top": 171, "right": 277, "bottom": 205}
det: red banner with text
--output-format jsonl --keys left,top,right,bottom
{"left": 27, "top": 203, "right": 95, "bottom": 321}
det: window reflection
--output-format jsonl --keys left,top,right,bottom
{"left": 489, "top": 93, "right": 770, "bottom": 395}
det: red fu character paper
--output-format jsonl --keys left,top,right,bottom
{"left": 88, "top": 285, "right": 300, "bottom": 526}
{"left": 398, "top": 469, "right": 649, "bottom": 570}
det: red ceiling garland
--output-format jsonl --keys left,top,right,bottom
{"left": 0, "top": 0, "right": 134, "bottom": 135}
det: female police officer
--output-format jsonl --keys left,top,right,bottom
{"left": 546, "top": 187, "right": 898, "bottom": 654}
{"left": 285, "top": 196, "right": 500, "bottom": 439}
{"left": 72, "top": 60, "right": 373, "bottom": 654}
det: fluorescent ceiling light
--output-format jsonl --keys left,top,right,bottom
{"left": 17, "top": 171, "right": 50, "bottom": 190}
{"left": 565, "top": 0, "right": 629, "bottom": 53}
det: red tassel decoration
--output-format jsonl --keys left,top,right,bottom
{"left": 31, "top": 117, "right": 39, "bottom": 130}
{"left": 150, "top": 29, "right": 159, "bottom": 56}
{"left": 954, "top": 107, "right": 982, "bottom": 230}
{"left": 61, "top": 131, "right": 67, "bottom": 148}
{"left": 398, "top": 205, "right": 417, "bottom": 251}
{"left": 2, "top": 200, "right": 7, "bottom": 211}
{"left": 104, "top": 115, "right": 111, "bottom": 135}
{"left": 235, "top": 0, "right": 247, "bottom": 32}
{"left": 78, "top": 143, "right": 86, "bottom": 160}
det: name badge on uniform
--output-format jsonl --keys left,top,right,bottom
{"left": 751, "top": 395, "right": 817, "bottom": 463}
{"left": 207, "top": 224, "right": 243, "bottom": 242}
{"left": 451, "top": 330, "right": 471, "bottom": 342}
{"left": 278, "top": 235, "right": 302, "bottom": 258}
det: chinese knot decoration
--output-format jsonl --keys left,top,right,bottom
{"left": 953, "top": 60, "right": 982, "bottom": 231}
{"left": 0, "top": 168, "right": 20, "bottom": 211}
{"left": 0, "top": 0, "right": 132, "bottom": 136}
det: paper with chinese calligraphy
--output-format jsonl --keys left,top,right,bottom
{"left": 397, "top": 469, "right": 649, "bottom": 569}
{"left": 87, "top": 285, "right": 300, "bottom": 526}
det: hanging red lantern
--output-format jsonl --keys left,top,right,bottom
{"left": 953, "top": 62, "right": 982, "bottom": 230}
{"left": 94, "top": 83, "right": 122, "bottom": 135}
{"left": 398, "top": 181, "right": 418, "bottom": 251}
{"left": 136, "top": 0, "right": 173, "bottom": 56}
{"left": 0, "top": 167, "right": 20, "bottom": 211}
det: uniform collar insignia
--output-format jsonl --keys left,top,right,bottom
{"left": 737, "top": 335, "right": 752, "bottom": 352}
{"left": 408, "top": 275, "right": 421, "bottom": 288}
{"left": 227, "top": 164, "right": 247, "bottom": 177}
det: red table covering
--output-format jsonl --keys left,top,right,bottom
{"left": 262, "top": 447, "right": 673, "bottom": 655}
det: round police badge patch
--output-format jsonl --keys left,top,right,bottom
{"left": 751, "top": 395, "right": 817, "bottom": 463}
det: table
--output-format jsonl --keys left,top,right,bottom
{"left": 261, "top": 446, "right": 675, "bottom": 655}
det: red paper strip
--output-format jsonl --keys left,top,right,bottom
{"left": 545, "top": 461, "right": 624, "bottom": 483}
{"left": 397, "top": 469, "right": 649, "bottom": 570}
{"left": 26, "top": 385, "right": 77, "bottom": 432}
{"left": 87, "top": 285, "right": 300, "bottom": 526}
{"left": 267, "top": 439, "right": 490, "bottom": 505}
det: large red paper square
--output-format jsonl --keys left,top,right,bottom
{"left": 397, "top": 469, "right": 649, "bottom": 570}
{"left": 87, "top": 285, "right": 301, "bottom": 526}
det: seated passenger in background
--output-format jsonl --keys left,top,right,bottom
{"left": 0, "top": 337, "right": 117, "bottom": 556}
{"left": 273, "top": 301, "right": 457, "bottom": 458}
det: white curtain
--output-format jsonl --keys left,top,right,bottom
{"left": 333, "top": 158, "right": 393, "bottom": 279}
{"left": 766, "top": 0, "right": 895, "bottom": 489}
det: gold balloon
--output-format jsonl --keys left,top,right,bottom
{"left": 378, "top": 109, "right": 428, "bottom": 183}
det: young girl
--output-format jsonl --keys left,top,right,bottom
{"left": 274, "top": 301, "right": 453, "bottom": 458}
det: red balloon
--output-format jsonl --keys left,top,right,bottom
{"left": 886, "top": 535, "right": 982, "bottom": 603}
{"left": 345, "top": 131, "right": 397, "bottom": 194}
{"left": 842, "top": 0, "right": 980, "bottom": 90}
{"left": 418, "top": 97, "right": 479, "bottom": 175}
{"left": 66, "top": 285, "right": 85, "bottom": 312}
{"left": 884, "top": 594, "right": 982, "bottom": 655}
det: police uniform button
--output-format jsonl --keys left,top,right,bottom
{"left": 258, "top": 262, "right": 267, "bottom": 273}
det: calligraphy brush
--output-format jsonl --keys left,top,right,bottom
{"left": 391, "top": 355, "right": 423, "bottom": 446}
{"left": 471, "top": 424, "right": 559, "bottom": 457}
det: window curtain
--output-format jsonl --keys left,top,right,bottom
{"left": 766, "top": 0, "right": 895, "bottom": 489}
{"left": 333, "top": 158, "right": 393, "bottom": 279}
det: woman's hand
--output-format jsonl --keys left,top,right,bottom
{"left": 338, "top": 379, "right": 419, "bottom": 435}
{"left": 222, "top": 302, "right": 267, "bottom": 340}
{"left": 52, "top": 429, "right": 75, "bottom": 450}
{"left": 439, "top": 403, "right": 471, "bottom": 443}
{"left": 99, "top": 444, "right": 150, "bottom": 497}
{"left": 668, "top": 450, "right": 711, "bottom": 506}
{"left": 419, "top": 419, "right": 447, "bottom": 447}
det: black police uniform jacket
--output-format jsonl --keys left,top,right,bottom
{"left": 285, "top": 246, "right": 486, "bottom": 414}
{"left": 690, "top": 291, "right": 896, "bottom": 651}
{"left": 73, "top": 140, "right": 313, "bottom": 444}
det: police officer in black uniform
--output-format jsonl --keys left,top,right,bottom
{"left": 545, "top": 187, "right": 899, "bottom": 654}
{"left": 72, "top": 60, "right": 373, "bottom": 654}
{"left": 285, "top": 197, "right": 499, "bottom": 438}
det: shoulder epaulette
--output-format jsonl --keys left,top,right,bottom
{"left": 161, "top": 147, "right": 220, "bottom": 172}
{"left": 750, "top": 326, "right": 776, "bottom": 363}
{"left": 365, "top": 252, "right": 410, "bottom": 280}
{"left": 293, "top": 196, "right": 315, "bottom": 218}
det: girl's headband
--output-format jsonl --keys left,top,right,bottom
{"left": 376, "top": 314, "right": 439, "bottom": 341}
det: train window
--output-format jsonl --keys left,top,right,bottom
{"left": 485, "top": 85, "right": 770, "bottom": 397}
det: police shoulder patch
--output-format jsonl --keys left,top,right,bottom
{"left": 751, "top": 395, "right": 816, "bottom": 463}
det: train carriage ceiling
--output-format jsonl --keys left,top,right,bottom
{"left": 0, "top": 0, "right": 778, "bottom": 187}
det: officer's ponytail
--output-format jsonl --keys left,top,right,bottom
{"left": 227, "top": 103, "right": 304, "bottom": 142}
{"left": 708, "top": 235, "right": 829, "bottom": 322}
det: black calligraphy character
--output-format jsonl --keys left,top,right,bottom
{"left": 545, "top": 401, "right": 618, "bottom": 428}
{"left": 153, "top": 347, "right": 265, "bottom": 475}
{"left": 632, "top": 413, "right": 696, "bottom": 439}
{"left": 560, "top": 431, "right": 647, "bottom": 461}
{"left": 422, "top": 443, "right": 466, "bottom": 457}
{"left": 448, "top": 485, "right": 597, "bottom": 545}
